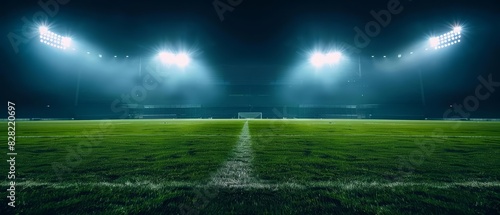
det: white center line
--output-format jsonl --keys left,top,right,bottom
{"left": 208, "top": 121, "right": 257, "bottom": 188}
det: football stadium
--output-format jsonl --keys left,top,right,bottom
{"left": 1, "top": 0, "right": 500, "bottom": 214}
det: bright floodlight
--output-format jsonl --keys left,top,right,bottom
{"left": 429, "top": 37, "right": 440, "bottom": 48}
{"left": 159, "top": 52, "right": 176, "bottom": 64}
{"left": 325, "top": 52, "right": 342, "bottom": 64}
{"left": 39, "top": 26, "right": 49, "bottom": 35}
{"left": 159, "top": 52, "right": 191, "bottom": 68}
{"left": 39, "top": 26, "right": 72, "bottom": 50}
{"left": 176, "top": 53, "right": 191, "bottom": 68}
{"left": 310, "top": 51, "right": 342, "bottom": 68}
{"left": 310, "top": 53, "right": 326, "bottom": 68}
{"left": 429, "top": 26, "right": 463, "bottom": 50}
{"left": 61, "top": 37, "right": 72, "bottom": 47}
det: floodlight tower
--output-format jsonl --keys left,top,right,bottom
{"left": 38, "top": 26, "right": 73, "bottom": 50}
{"left": 38, "top": 26, "right": 83, "bottom": 109}
{"left": 420, "top": 25, "right": 463, "bottom": 117}
{"left": 428, "top": 26, "right": 462, "bottom": 50}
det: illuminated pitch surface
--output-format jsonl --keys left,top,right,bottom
{"left": 1, "top": 120, "right": 499, "bottom": 214}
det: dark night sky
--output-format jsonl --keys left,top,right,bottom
{"left": 1, "top": 0, "right": 499, "bottom": 110}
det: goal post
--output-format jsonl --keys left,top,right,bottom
{"left": 238, "top": 112, "right": 262, "bottom": 119}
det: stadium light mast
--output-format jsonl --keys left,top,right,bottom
{"left": 38, "top": 25, "right": 82, "bottom": 109}
{"left": 37, "top": 25, "right": 95, "bottom": 111}
{"left": 420, "top": 25, "right": 464, "bottom": 118}
{"left": 74, "top": 68, "right": 82, "bottom": 107}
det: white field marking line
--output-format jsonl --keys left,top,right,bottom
{"left": 16, "top": 134, "right": 500, "bottom": 138}
{"left": 16, "top": 134, "right": 237, "bottom": 138}
{"left": 208, "top": 121, "right": 258, "bottom": 188}
{"left": 4, "top": 180, "right": 500, "bottom": 190}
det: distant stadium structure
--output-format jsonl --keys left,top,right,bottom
{"left": 238, "top": 112, "right": 263, "bottom": 119}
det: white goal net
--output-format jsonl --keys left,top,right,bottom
{"left": 238, "top": 112, "right": 262, "bottom": 119}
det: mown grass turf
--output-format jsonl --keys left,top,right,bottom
{"left": 10, "top": 185, "right": 500, "bottom": 214}
{"left": 1, "top": 119, "right": 499, "bottom": 214}
{"left": 250, "top": 120, "right": 500, "bottom": 183}
{"left": 4, "top": 120, "right": 244, "bottom": 183}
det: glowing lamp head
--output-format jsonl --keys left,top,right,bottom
{"left": 310, "top": 51, "right": 342, "bottom": 68}
{"left": 61, "top": 37, "right": 72, "bottom": 48}
{"left": 39, "top": 26, "right": 49, "bottom": 35}
{"left": 176, "top": 53, "right": 191, "bottom": 68}
{"left": 429, "top": 37, "right": 440, "bottom": 48}
{"left": 325, "top": 52, "right": 342, "bottom": 65}
{"left": 453, "top": 26, "right": 462, "bottom": 34}
{"left": 310, "top": 53, "right": 326, "bottom": 68}
{"left": 159, "top": 52, "right": 176, "bottom": 64}
{"left": 159, "top": 52, "right": 191, "bottom": 68}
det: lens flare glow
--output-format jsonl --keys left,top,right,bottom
{"left": 39, "top": 26, "right": 49, "bottom": 35}
{"left": 159, "top": 52, "right": 191, "bottom": 68}
{"left": 310, "top": 52, "right": 342, "bottom": 68}
{"left": 429, "top": 37, "right": 440, "bottom": 47}
{"left": 38, "top": 26, "right": 72, "bottom": 50}
{"left": 176, "top": 53, "right": 191, "bottom": 68}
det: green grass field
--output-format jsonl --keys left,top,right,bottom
{"left": 1, "top": 119, "right": 500, "bottom": 214}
